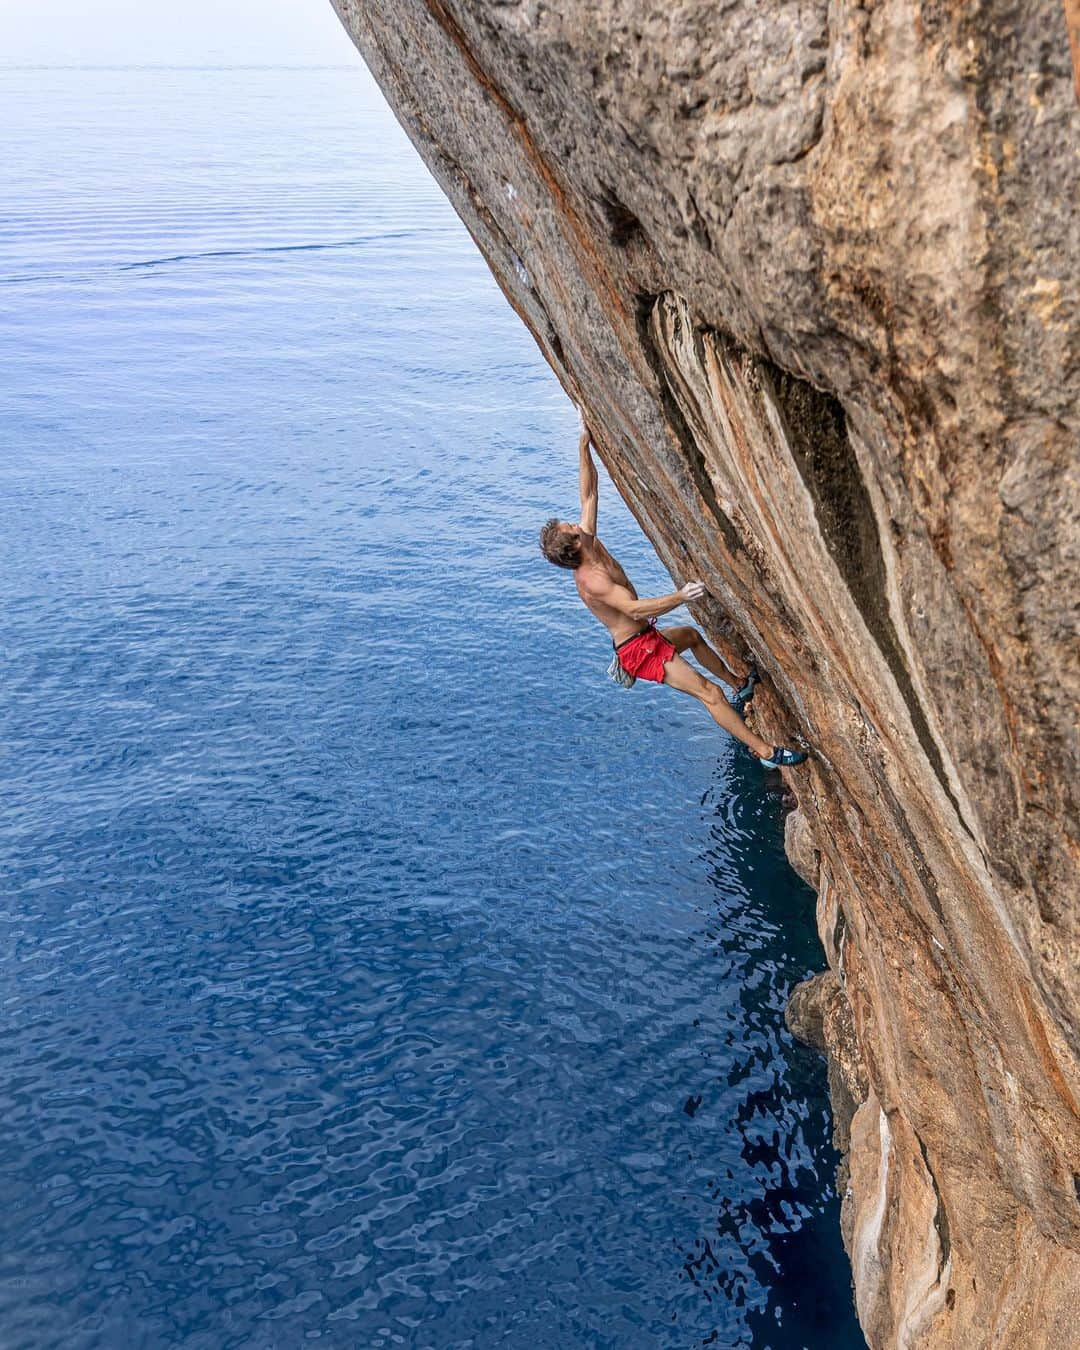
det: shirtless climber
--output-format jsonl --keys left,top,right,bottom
{"left": 538, "top": 417, "right": 808, "bottom": 770}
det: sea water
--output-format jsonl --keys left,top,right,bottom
{"left": 0, "top": 64, "right": 864, "bottom": 1348}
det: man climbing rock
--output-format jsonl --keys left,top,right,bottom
{"left": 539, "top": 416, "right": 808, "bottom": 770}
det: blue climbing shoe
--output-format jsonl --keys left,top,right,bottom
{"left": 731, "top": 664, "right": 758, "bottom": 707}
{"left": 759, "top": 745, "right": 808, "bottom": 769}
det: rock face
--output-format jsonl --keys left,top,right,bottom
{"left": 330, "top": 2, "right": 1079, "bottom": 1344}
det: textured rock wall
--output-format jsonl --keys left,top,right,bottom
{"left": 330, "top": 2, "right": 1079, "bottom": 1344}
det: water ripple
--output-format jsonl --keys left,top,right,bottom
{"left": 0, "top": 63, "right": 861, "bottom": 1350}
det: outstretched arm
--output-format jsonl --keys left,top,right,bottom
{"left": 583, "top": 572, "right": 706, "bottom": 622}
{"left": 578, "top": 414, "right": 598, "bottom": 535}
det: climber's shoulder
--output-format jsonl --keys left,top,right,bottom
{"left": 575, "top": 556, "right": 612, "bottom": 596}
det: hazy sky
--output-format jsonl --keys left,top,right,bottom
{"left": 0, "top": 0, "right": 364, "bottom": 66}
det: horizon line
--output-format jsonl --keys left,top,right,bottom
{"left": 0, "top": 62, "right": 364, "bottom": 72}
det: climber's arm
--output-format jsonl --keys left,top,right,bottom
{"left": 583, "top": 571, "right": 705, "bottom": 622}
{"left": 578, "top": 423, "right": 598, "bottom": 536}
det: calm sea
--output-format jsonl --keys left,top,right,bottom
{"left": 0, "top": 64, "right": 862, "bottom": 1349}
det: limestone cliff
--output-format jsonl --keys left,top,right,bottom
{"left": 330, "top": 2, "right": 1079, "bottom": 1344}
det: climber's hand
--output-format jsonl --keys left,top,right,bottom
{"left": 679, "top": 580, "right": 707, "bottom": 603}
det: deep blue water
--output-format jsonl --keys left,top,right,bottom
{"left": 0, "top": 65, "right": 863, "bottom": 1348}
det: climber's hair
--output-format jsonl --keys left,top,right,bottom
{"left": 539, "top": 517, "right": 582, "bottom": 569}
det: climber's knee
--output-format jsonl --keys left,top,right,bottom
{"left": 659, "top": 624, "right": 698, "bottom": 654}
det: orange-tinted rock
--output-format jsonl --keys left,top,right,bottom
{"left": 330, "top": 2, "right": 1080, "bottom": 1342}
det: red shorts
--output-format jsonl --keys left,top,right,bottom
{"left": 615, "top": 624, "right": 675, "bottom": 683}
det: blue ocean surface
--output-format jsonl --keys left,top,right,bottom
{"left": 0, "top": 64, "right": 863, "bottom": 1349}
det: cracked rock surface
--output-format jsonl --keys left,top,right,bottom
{"left": 330, "top": 2, "right": 1079, "bottom": 1344}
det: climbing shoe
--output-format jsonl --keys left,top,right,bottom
{"left": 759, "top": 746, "right": 808, "bottom": 769}
{"left": 731, "top": 664, "right": 758, "bottom": 707}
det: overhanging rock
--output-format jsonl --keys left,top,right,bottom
{"left": 330, "top": 3, "right": 1079, "bottom": 1343}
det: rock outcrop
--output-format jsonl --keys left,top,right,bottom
{"left": 330, "top": 2, "right": 1079, "bottom": 1344}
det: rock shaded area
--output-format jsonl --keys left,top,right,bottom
{"left": 330, "top": 2, "right": 1079, "bottom": 1344}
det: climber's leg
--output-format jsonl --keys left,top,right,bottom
{"left": 660, "top": 625, "right": 750, "bottom": 684}
{"left": 660, "top": 654, "right": 772, "bottom": 756}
